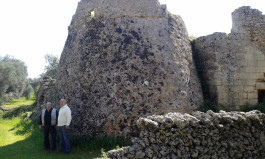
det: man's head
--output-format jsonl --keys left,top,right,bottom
{"left": 60, "top": 99, "right": 67, "bottom": 107}
{"left": 46, "top": 102, "right": 52, "bottom": 111}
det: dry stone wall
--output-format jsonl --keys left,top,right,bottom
{"left": 108, "top": 110, "right": 265, "bottom": 159}
{"left": 56, "top": 0, "right": 203, "bottom": 136}
{"left": 194, "top": 6, "right": 265, "bottom": 110}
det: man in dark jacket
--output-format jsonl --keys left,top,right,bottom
{"left": 39, "top": 102, "right": 58, "bottom": 151}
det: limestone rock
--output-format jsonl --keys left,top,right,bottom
{"left": 56, "top": 0, "right": 203, "bottom": 136}
{"left": 193, "top": 6, "right": 265, "bottom": 110}
{"left": 107, "top": 110, "right": 265, "bottom": 158}
{"left": 32, "top": 76, "right": 59, "bottom": 119}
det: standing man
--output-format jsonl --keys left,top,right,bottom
{"left": 58, "top": 99, "right": 72, "bottom": 154}
{"left": 39, "top": 102, "right": 58, "bottom": 151}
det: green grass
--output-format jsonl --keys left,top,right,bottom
{"left": 0, "top": 117, "right": 101, "bottom": 159}
{"left": 0, "top": 95, "right": 131, "bottom": 159}
{"left": 0, "top": 118, "right": 30, "bottom": 147}
{"left": 2, "top": 94, "right": 36, "bottom": 109}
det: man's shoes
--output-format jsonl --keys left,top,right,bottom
{"left": 66, "top": 151, "right": 70, "bottom": 155}
{"left": 50, "top": 149, "right": 56, "bottom": 152}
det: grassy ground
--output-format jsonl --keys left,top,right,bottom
{"left": 0, "top": 117, "right": 101, "bottom": 159}
{"left": 2, "top": 94, "right": 36, "bottom": 109}
{"left": 0, "top": 94, "right": 131, "bottom": 159}
{"left": 0, "top": 95, "right": 119, "bottom": 159}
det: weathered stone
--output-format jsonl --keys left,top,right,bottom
{"left": 194, "top": 6, "right": 265, "bottom": 110}
{"left": 55, "top": 0, "right": 202, "bottom": 136}
{"left": 107, "top": 110, "right": 265, "bottom": 159}
{"left": 32, "top": 76, "right": 59, "bottom": 119}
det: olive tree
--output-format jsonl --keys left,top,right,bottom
{"left": 0, "top": 56, "right": 32, "bottom": 104}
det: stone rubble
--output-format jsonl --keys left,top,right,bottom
{"left": 108, "top": 110, "right": 265, "bottom": 159}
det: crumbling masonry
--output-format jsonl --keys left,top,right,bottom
{"left": 194, "top": 6, "right": 265, "bottom": 110}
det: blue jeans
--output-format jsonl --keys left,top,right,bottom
{"left": 59, "top": 126, "right": 70, "bottom": 153}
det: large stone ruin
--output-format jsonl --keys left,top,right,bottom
{"left": 32, "top": 76, "right": 59, "bottom": 118}
{"left": 54, "top": 0, "right": 203, "bottom": 136}
{"left": 194, "top": 6, "right": 265, "bottom": 110}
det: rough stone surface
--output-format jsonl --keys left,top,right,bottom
{"left": 32, "top": 76, "right": 60, "bottom": 118}
{"left": 55, "top": 0, "right": 203, "bottom": 136}
{"left": 194, "top": 6, "right": 265, "bottom": 110}
{"left": 108, "top": 110, "right": 265, "bottom": 159}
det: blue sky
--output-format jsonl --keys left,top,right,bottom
{"left": 0, "top": 0, "right": 264, "bottom": 78}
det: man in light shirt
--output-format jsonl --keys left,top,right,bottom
{"left": 58, "top": 99, "right": 72, "bottom": 154}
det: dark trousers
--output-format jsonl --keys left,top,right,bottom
{"left": 43, "top": 125, "right": 57, "bottom": 150}
{"left": 59, "top": 126, "right": 71, "bottom": 153}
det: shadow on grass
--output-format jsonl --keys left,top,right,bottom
{"left": 2, "top": 102, "right": 36, "bottom": 119}
{"left": 0, "top": 120, "right": 101, "bottom": 159}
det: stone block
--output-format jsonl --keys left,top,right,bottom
{"left": 256, "top": 82, "right": 265, "bottom": 89}
{"left": 231, "top": 86, "right": 244, "bottom": 92}
{"left": 244, "top": 86, "right": 254, "bottom": 92}
{"left": 247, "top": 60, "right": 255, "bottom": 67}
{"left": 258, "top": 61, "right": 265, "bottom": 67}
{"left": 255, "top": 54, "right": 265, "bottom": 60}
{"left": 245, "top": 80, "right": 256, "bottom": 86}
{"left": 256, "top": 67, "right": 265, "bottom": 73}
{"left": 249, "top": 73, "right": 261, "bottom": 79}
{"left": 246, "top": 67, "right": 256, "bottom": 72}
{"left": 239, "top": 93, "right": 248, "bottom": 99}
{"left": 238, "top": 99, "right": 249, "bottom": 106}
{"left": 245, "top": 54, "right": 254, "bottom": 60}
{"left": 238, "top": 73, "right": 248, "bottom": 79}
{"left": 248, "top": 93, "right": 258, "bottom": 99}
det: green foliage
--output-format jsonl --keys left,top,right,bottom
{"left": 0, "top": 109, "right": 3, "bottom": 118}
{"left": 189, "top": 35, "right": 197, "bottom": 41}
{"left": 29, "top": 78, "right": 41, "bottom": 97}
{"left": 3, "top": 94, "right": 35, "bottom": 109}
{"left": 0, "top": 55, "right": 32, "bottom": 105}
{"left": 100, "top": 148, "right": 108, "bottom": 158}
{"left": 2, "top": 103, "right": 36, "bottom": 119}
{"left": 41, "top": 54, "right": 59, "bottom": 79}
{"left": 22, "top": 83, "right": 33, "bottom": 100}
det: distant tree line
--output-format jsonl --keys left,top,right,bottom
{"left": 30, "top": 54, "right": 59, "bottom": 98}
{"left": 0, "top": 56, "right": 33, "bottom": 105}
{"left": 0, "top": 54, "right": 59, "bottom": 106}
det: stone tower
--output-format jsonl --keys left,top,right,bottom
{"left": 57, "top": 0, "right": 203, "bottom": 136}
{"left": 194, "top": 6, "right": 265, "bottom": 110}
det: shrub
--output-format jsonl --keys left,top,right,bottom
{"left": 2, "top": 102, "right": 36, "bottom": 118}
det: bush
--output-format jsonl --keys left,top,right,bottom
{"left": 0, "top": 55, "right": 32, "bottom": 105}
